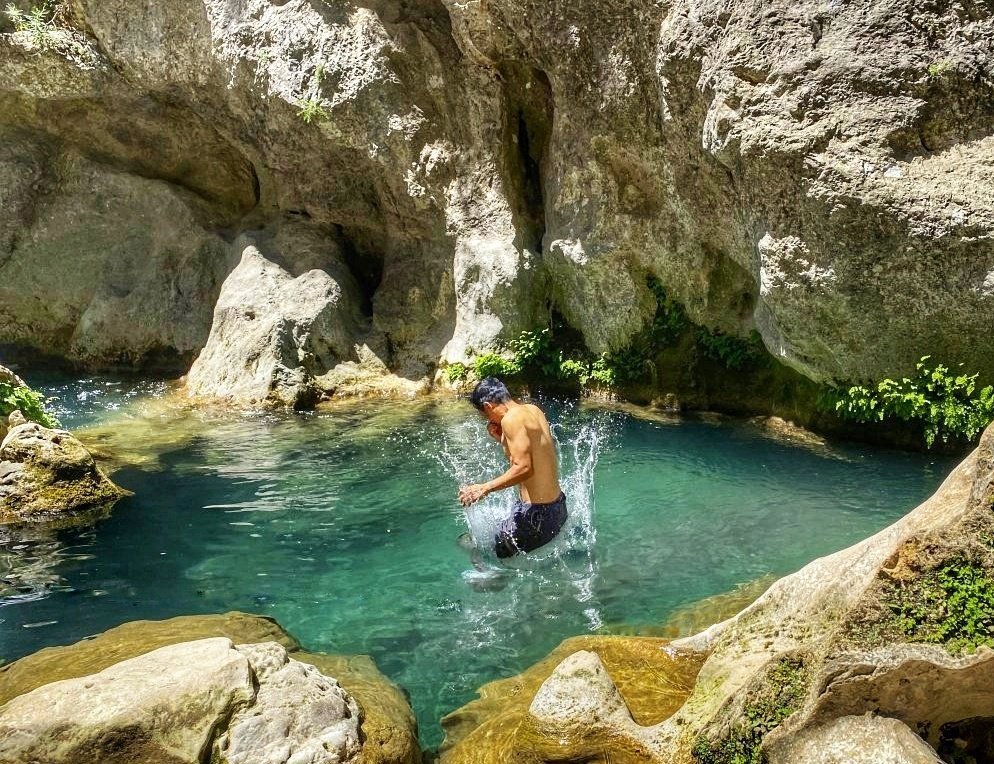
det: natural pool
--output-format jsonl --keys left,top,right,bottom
{"left": 0, "top": 377, "right": 956, "bottom": 747}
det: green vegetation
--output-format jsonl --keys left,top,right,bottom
{"left": 296, "top": 97, "right": 329, "bottom": 124}
{"left": 697, "top": 329, "right": 766, "bottom": 371}
{"left": 825, "top": 357, "right": 994, "bottom": 448}
{"left": 443, "top": 362, "right": 469, "bottom": 384}
{"left": 927, "top": 59, "right": 955, "bottom": 79}
{"left": 296, "top": 63, "right": 329, "bottom": 124}
{"left": 0, "top": 381, "right": 59, "bottom": 428}
{"left": 692, "top": 658, "right": 809, "bottom": 764}
{"left": 4, "top": 2, "right": 63, "bottom": 49}
{"left": 888, "top": 560, "right": 994, "bottom": 655}
{"left": 4, "top": 0, "right": 70, "bottom": 50}
{"left": 460, "top": 278, "right": 767, "bottom": 392}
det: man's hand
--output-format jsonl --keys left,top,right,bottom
{"left": 459, "top": 483, "right": 489, "bottom": 507}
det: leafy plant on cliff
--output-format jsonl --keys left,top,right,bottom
{"left": 296, "top": 63, "right": 330, "bottom": 124}
{"left": 443, "top": 362, "right": 469, "bottom": 384}
{"left": 0, "top": 381, "right": 59, "bottom": 428}
{"left": 692, "top": 658, "right": 809, "bottom": 764}
{"left": 600, "top": 278, "right": 687, "bottom": 384}
{"left": 296, "top": 97, "right": 329, "bottom": 124}
{"left": 888, "top": 561, "right": 994, "bottom": 655}
{"left": 825, "top": 357, "right": 994, "bottom": 447}
{"left": 472, "top": 352, "right": 519, "bottom": 380}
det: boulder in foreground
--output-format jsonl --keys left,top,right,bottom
{"left": 0, "top": 612, "right": 420, "bottom": 764}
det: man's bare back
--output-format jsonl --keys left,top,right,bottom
{"left": 494, "top": 403, "right": 560, "bottom": 504}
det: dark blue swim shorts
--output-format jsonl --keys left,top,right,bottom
{"left": 494, "top": 492, "right": 568, "bottom": 559}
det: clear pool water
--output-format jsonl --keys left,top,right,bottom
{"left": 0, "top": 376, "right": 956, "bottom": 747}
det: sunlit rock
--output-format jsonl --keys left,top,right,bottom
{"left": 767, "top": 714, "right": 942, "bottom": 764}
{"left": 0, "top": 612, "right": 421, "bottom": 764}
{"left": 185, "top": 229, "right": 366, "bottom": 409}
{"left": 0, "top": 638, "right": 255, "bottom": 764}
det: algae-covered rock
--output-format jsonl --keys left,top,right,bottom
{"left": 665, "top": 422, "right": 994, "bottom": 761}
{"left": 0, "top": 612, "right": 420, "bottom": 764}
{"left": 0, "top": 421, "right": 128, "bottom": 523}
{"left": 439, "top": 635, "right": 704, "bottom": 763}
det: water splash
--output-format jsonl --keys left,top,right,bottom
{"left": 427, "top": 402, "right": 614, "bottom": 579}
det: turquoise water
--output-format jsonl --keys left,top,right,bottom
{"left": 0, "top": 377, "right": 956, "bottom": 747}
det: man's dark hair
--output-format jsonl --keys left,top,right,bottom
{"left": 470, "top": 377, "right": 512, "bottom": 410}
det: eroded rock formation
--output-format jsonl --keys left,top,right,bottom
{"left": 0, "top": 0, "right": 990, "bottom": 392}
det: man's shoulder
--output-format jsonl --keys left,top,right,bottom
{"left": 506, "top": 403, "right": 547, "bottom": 426}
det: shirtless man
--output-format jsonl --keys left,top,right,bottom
{"left": 458, "top": 377, "right": 567, "bottom": 558}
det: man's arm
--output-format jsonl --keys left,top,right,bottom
{"left": 459, "top": 416, "right": 533, "bottom": 506}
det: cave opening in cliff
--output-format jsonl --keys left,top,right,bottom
{"left": 500, "top": 63, "right": 553, "bottom": 257}
{"left": 335, "top": 225, "right": 383, "bottom": 319}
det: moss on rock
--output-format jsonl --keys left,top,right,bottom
{"left": 691, "top": 657, "right": 810, "bottom": 764}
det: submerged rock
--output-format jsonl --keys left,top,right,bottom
{"left": 439, "top": 635, "right": 704, "bottom": 763}
{"left": 0, "top": 421, "right": 128, "bottom": 524}
{"left": 0, "top": 612, "right": 421, "bottom": 764}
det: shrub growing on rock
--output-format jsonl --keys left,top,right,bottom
{"left": 825, "top": 357, "right": 994, "bottom": 447}
{"left": 0, "top": 381, "right": 59, "bottom": 429}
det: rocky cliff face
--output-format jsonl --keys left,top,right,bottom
{"left": 1, "top": 0, "right": 991, "bottom": 387}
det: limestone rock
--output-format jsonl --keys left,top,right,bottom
{"left": 0, "top": 143, "right": 234, "bottom": 369}
{"left": 0, "top": 422, "right": 128, "bottom": 523}
{"left": 219, "top": 642, "right": 362, "bottom": 764}
{"left": 767, "top": 714, "right": 942, "bottom": 764}
{"left": 0, "top": 637, "right": 254, "bottom": 764}
{"left": 0, "top": 612, "right": 421, "bottom": 764}
{"left": 316, "top": 345, "right": 431, "bottom": 400}
{"left": 658, "top": 421, "right": 994, "bottom": 761}
{"left": 528, "top": 650, "right": 662, "bottom": 760}
{"left": 439, "top": 635, "right": 703, "bottom": 764}
{"left": 4, "top": 0, "right": 994, "bottom": 389}
{"left": 185, "top": 230, "right": 366, "bottom": 409}
{"left": 0, "top": 365, "right": 25, "bottom": 389}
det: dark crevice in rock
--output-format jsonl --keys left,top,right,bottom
{"left": 937, "top": 715, "right": 994, "bottom": 763}
{"left": 335, "top": 225, "right": 383, "bottom": 320}
{"left": 499, "top": 63, "right": 553, "bottom": 257}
